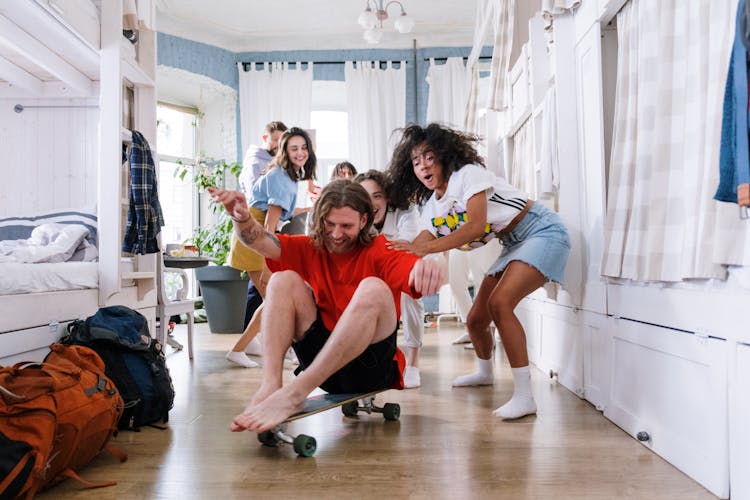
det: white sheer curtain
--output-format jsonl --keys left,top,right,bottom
{"left": 426, "top": 57, "right": 469, "bottom": 129}
{"left": 344, "top": 61, "right": 406, "bottom": 171}
{"left": 601, "top": 0, "right": 736, "bottom": 281}
{"left": 508, "top": 117, "right": 534, "bottom": 195}
{"left": 237, "top": 62, "right": 313, "bottom": 156}
{"left": 464, "top": 0, "right": 515, "bottom": 132}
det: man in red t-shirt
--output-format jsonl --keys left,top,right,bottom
{"left": 209, "top": 181, "right": 444, "bottom": 433}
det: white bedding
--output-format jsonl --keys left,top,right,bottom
{"left": 0, "top": 223, "right": 97, "bottom": 263}
{"left": 0, "top": 262, "right": 98, "bottom": 295}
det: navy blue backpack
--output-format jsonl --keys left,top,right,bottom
{"left": 63, "top": 305, "right": 175, "bottom": 430}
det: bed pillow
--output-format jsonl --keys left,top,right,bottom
{"left": 0, "top": 207, "right": 97, "bottom": 243}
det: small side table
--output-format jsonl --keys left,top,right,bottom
{"left": 163, "top": 256, "right": 211, "bottom": 269}
{"left": 161, "top": 256, "right": 210, "bottom": 351}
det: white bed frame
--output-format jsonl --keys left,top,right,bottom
{"left": 0, "top": 0, "right": 158, "bottom": 364}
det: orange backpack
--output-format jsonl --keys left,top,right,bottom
{"left": 0, "top": 344, "right": 125, "bottom": 499}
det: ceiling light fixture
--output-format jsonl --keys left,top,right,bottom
{"left": 357, "top": 0, "right": 415, "bottom": 44}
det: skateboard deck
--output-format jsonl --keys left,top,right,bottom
{"left": 257, "top": 388, "right": 400, "bottom": 457}
{"left": 286, "top": 389, "right": 387, "bottom": 422}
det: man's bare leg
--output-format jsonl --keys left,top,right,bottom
{"left": 235, "top": 277, "right": 398, "bottom": 433}
{"left": 231, "top": 271, "right": 316, "bottom": 431}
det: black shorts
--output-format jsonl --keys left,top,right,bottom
{"left": 292, "top": 314, "right": 400, "bottom": 394}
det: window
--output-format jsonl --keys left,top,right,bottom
{"left": 311, "top": 80, "right": 349, "bottom": 183}
{"left": 156, "top": 103, "right": 199, "bottom": 246}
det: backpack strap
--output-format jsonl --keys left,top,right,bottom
{"left": 59, "top": 469, "right": 117, "bottom": 489}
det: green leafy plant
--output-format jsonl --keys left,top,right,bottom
{"left": 176, "top": 158, "right": 243, "bottom": 266}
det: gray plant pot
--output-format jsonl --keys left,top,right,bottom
{"left": 194, "top": 265, "right": 249, "bottom": 334}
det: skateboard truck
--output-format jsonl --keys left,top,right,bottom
{"left": 257, "top": 395, "right": 401, "bottom": 457}
{"left": 340, "top": 395, "right": 400, "bottom": 420}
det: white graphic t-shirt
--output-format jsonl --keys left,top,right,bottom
{"left": 419, "top": 164, "right": 528, "bottom": 251}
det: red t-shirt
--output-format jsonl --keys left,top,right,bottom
{"left": 266, "top": 234, "right": 421, "bottom": 331}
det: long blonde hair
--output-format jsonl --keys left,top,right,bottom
{"left": 308, "top": 180, "right": 375, "bottom": 250}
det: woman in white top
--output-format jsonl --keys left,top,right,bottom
{"left": 354, "top": 169, "right": 424, "bottom": 389}
{"left": 386, "top": 123, "right": 570, "bottom": 419}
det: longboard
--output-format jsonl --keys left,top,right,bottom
{"left": 257, "top": 389, "right": 400, "bottom": 457}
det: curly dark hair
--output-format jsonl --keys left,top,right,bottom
{"left": 386, "top": 123, "right": 485, "bottom": 207}
{"left": 353, "top": 169, "right": 411, "bottom": 211}
{"left": 308, "top": 179, "right": 375, "bottom": 250}
{"left": 267, "top": 127, "right": 317, "bottom": 182}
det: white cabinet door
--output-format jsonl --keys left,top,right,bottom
{"left": 730, "top": 342, "right": 750, "bottom": 499}
{"left": 605, "top": 320, "right": 729, "bottom": 498}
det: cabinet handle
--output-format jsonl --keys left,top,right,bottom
{"left": 636, "top": 431, "right": 650, "bottom": 442}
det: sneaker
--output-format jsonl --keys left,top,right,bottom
{"left": 226, "top": 350, "right": 259, "bottom": 368}
{"left": 452, "top": 332, "right": 471, "bottom": 344}
{"left": 244, "top": 336, "right": 263, "bottom": 357}
{"left": 403, "top": 366, "right": 421, "bottom": 389}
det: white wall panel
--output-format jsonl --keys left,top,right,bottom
{"left": 582, "top": 311, "right": 610, "bottom": 411}
{"left": 537, "top": 305, "right": 583, "bottom": 396}
{"left": 607, "top": 281, "right": 750, "bottom": 342}
{"left": 0, "top": 98, "right": 98, "bottom": 216}
{"left": 574, "top": 22, "right": 608, "bottom": 314}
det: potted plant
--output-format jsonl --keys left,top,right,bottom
{"left": 178, "top": 158, "right": 249, "bottom": 334}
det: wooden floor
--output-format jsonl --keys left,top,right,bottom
{"left": 40, "top": 321, "right": 717, "bottom": 500}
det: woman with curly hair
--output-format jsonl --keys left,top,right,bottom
{"left": 386, "top": 123, "right": 570, "bottom": 419}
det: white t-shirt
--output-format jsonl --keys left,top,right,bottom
{"left": 380, "top": 206, "right": 421, "bottom": 242}
{"left": 419, "top": 164, "right": 528, "bottom": 251}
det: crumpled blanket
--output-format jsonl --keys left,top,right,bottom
{"left": 0, "top": 223, "right": 98, "bottom": 263}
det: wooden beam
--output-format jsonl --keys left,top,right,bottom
{"left": 0, "top": 54, "right": 42, "bottom": 94}
{"left": 0, "top": 14, "right": 93, "bottom": 96}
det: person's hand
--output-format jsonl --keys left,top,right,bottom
{"left": 207, "top": 187, "right": 250, "bottom": 223}
{"left": 389, "top": 239, "right": 430, "bottom": 257}
{"left": 308, "top": 184, "right": 321, "bottom": 204}
{"left": 408, "top": 258, "right": 444, "bottom": 297}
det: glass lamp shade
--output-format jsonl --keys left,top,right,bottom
{"left": 363, "top": 27, "right": 383, "bottom": 44}
{"left": 394, "top": 14, "right": 415, "bottom": 34}
{"left": 358, "top": 10, "right": 377, "bottom": 30}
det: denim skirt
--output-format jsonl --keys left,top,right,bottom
{"left": 485, "top": 202, "right": 570, "bottom": 284}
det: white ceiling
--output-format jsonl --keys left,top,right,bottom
{"left": 154, "top": 0, "right": 479, "bottom": 52}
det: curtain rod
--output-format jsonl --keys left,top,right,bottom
{"left": 14, "top": 104, "right": 98, "bottom": 113}
{"left": 422, "top": 56, "right": 493, "bottom": 62}
{"left": 241, "top": 60, "right": 408, "bottom": 69}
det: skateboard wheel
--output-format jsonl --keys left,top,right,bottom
{"left": 257, "top": 430, "right": 279, "bottom": 447}
{"left": 293, "top": 434, "right": 317, "bottom": 457}
{"left": 341, "top": 401, "right": 359, "bottom": 417}
{"left": 382, "top": 403, "right": 400, "bottom": 421}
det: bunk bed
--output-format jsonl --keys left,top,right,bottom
{"left": 0, "top": 0, "right": 158, "bottom": 365}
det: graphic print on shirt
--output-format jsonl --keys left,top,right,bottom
{"left": 430, "top": 194, "right": 526, "bottom": 251}
{"left": 430, "top": 201, "right": 494, "bottom": 250}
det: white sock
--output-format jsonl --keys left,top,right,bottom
{"left": 403, "top": 366, "right": 421, "bottom": 389}
{"left": 452, "top": 332, "right": 471, "bottom": 344}
{"left": 226, "top": 351, "right": 259, "bottom": 368}
{"left": 244, "top": 335, "right": 263, "bottom": 357}
{"left": 284, "top": 347, "right": 299, "bottom": 365}
{"left": 493, "top": 366, "right": 537, "bottom": 419}
{"left": 452, "top": 357, "right": 494, "bottom": 387}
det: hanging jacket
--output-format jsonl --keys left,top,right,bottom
{"left": 122, "top": 130, "right": 164, "bottom": 254}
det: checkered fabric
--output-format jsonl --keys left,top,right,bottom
{"left": 601, "top": 0, "right": 737, "bottom": 281}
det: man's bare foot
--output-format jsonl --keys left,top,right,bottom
{"left": 230, "top": 382, "right": 280, "bottom": 432}
{"left": 231, "top": 385, "right": 306, "bottom": 433}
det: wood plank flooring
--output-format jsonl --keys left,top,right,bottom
{"left": 39, "top": 321, "right": 717, "bottom": 499}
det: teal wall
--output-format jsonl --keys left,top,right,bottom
{"left": 157, "top": 33, "right": 492, "bottom": 161}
